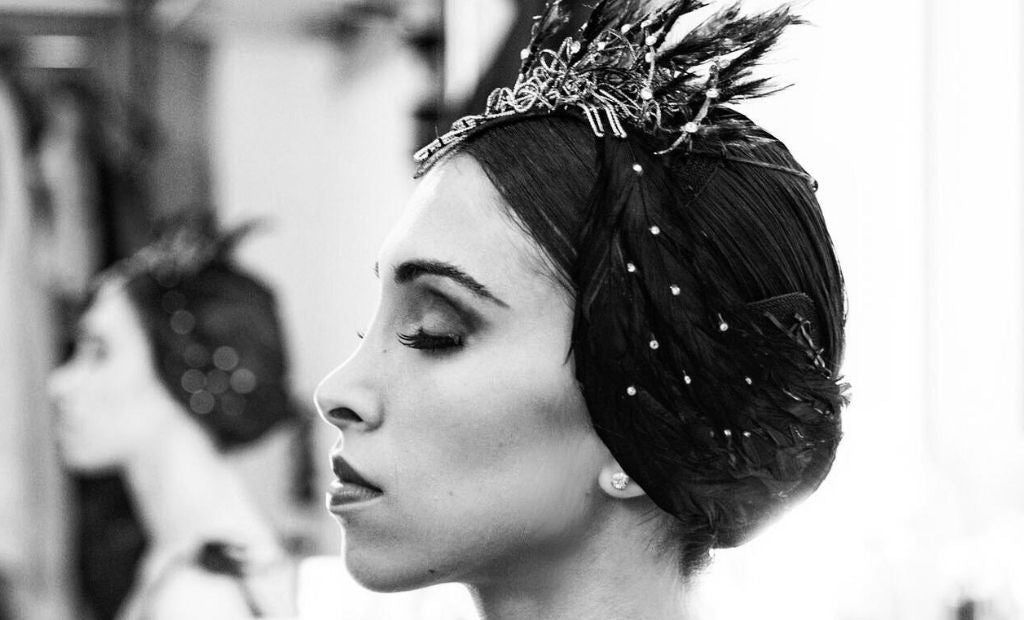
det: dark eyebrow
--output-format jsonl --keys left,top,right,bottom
{"left": 392, "top": 259, "right": 509, "bottom": 308}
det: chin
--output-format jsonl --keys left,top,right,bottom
{"left": 57, "top": 441, "right": 119, "bottom": 474}
{"left": 62, "top": 456, "right": 118, "bottom": 474}
{"left": 342, "top": 539, "right": 447, "bottom": 593}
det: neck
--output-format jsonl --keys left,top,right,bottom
{"left": 470, "top": 507, "right": 688, "bottom": 620}
{"left": 122, "top": 403, "right": 274, "bottom": 552}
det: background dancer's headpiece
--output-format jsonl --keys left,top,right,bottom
{"left": 415, "top": 0, "right": 848, "bottom": 571}
{"left": 107, "top": 213, "right": 302, "bottom": 449}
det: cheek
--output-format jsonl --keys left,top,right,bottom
{"left": 58, "top": 359, "right": 156, "bottom": 457}
{"left": 384, "top": 334, "right": 601, "bottom": 545}
{"left": 75, "top": 366, "right": 135, "bottom": 418}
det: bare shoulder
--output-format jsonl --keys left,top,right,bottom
{"left": 148, "top": 564, "right": 254, "bottom": 620}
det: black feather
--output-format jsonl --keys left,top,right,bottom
{"left": 522, "top": 0, "right": 571, "bottom": 72}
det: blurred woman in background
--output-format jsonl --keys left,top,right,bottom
{"left": 315, "top": 1, "right": 847, "bottom": 618}
{"left": 49, "top": 216, "right": 305, "bottom": 619}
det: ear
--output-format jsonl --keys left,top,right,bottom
{"left": 597, "top": 460, "right": 647, "bottom": 499}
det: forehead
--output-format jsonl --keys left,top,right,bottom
{"left": 380, "top": 155, "right": 558, "bottom": 302}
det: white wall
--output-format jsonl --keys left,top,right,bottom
{"left": 209, "top": 28, "right": 425, "bottom": 549}
{"left": 694, "top": 1, "right": 1024, "bottom": 618}
{"left": 926, "top": 0, "right": 1024, "bottom": 506}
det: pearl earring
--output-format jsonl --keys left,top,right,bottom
{"left": 611, "top": 472, "right": 630, "bottom": 491}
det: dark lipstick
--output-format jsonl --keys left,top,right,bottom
{"left": 327, "top": 456, "right": 383, "bottom": 512}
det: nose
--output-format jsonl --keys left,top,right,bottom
{"left": 314, "top": 341, "right": 384, "bottom": 434}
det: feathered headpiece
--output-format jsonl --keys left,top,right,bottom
{"left": 416, "top": 0, "right": 814, "bottom": 190}
{"left": 416, "top": 0, "right": 847, "bottom": 558}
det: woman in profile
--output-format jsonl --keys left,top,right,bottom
{"left": 316, "top": 1, "right": 848, "bottom": 618}
{"left": 49, "top": 217, "right": 303, "bottom": 619}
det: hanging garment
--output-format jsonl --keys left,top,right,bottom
{"left": 0, "top": 74, "right": 72, "bottom": 620}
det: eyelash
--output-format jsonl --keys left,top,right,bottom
{"left": 397, "top": 328, "right": 464, "bottom": 351}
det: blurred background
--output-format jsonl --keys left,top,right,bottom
{"left": 0, "top": 0, "right": 1020, "bottom": 618}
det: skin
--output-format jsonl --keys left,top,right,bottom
{"left": 316, "top": 155, "right": 685, "bottom": 619}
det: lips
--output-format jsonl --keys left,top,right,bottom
{"left": 332, "top": 456, "right": 382, "bottom": 492}
{"left": 327, "top": 456, "right": 383, "bottom": 512}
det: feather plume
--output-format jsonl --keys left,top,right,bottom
{"left": 522, "top": 0, "right": 571, "bottom": 72}
{"left": 415, "top": 0, "right": 805, "bottom": 166}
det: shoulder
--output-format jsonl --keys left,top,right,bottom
{"left": 147, "top": 563, "right": 254, "bottom": 620}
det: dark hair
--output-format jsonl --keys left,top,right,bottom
{"left": 119, "top": 256, "right": 299, "bottom": 450}
{"left": 453, "top": 112, "right": 847, "bottom": 575}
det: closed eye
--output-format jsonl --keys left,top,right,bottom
{"left": 397, "top": 328, "right": 464, "bottom": 351}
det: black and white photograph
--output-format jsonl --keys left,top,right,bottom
{"left": 0, "top": 0, "right": 1019, "bottom": 618}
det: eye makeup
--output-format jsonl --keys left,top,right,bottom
{"left": 396, "top": 285, "right": 479, "bottom": 354}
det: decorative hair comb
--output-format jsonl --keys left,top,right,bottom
{"left": 415, "top": 0, "right": 815, "bottom": 187}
